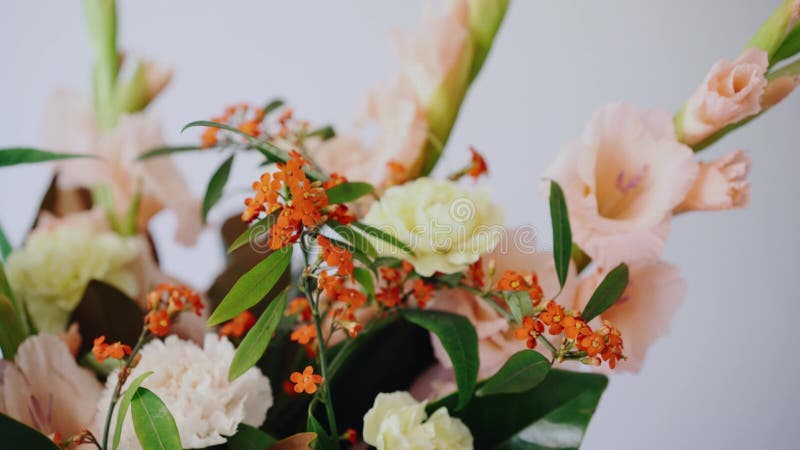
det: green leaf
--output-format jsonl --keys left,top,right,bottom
{"left": 306, "top": 410, "right": 338, "bottom": 450}
{"left": 325, "top": 182, "right": 374, "bottom": 204}
{"left": 0, "top": 220, "right": 11, "bottom": 260}
{"left": 773, "top": 24, "right": 800, "bottom": 65}
{"left": 226, "top": 423, "right": 277, "bottom": 450}
{"left": 352, "top": 221, "right": 414, "bottom": 255}
{"left": 0, "top": 294, "right": 26, "bottom": 360}
{"left": 503, "top": 291, "right": 534, "bottom": 325}
{"left": 229, "top": 290, "right": 289, "bottom": 381}
{"left": 0, "top": 260, "right": 22, "bottom": 323}
{"left": 130, "top": 387, "right": 182, "bottom": 450}
{"left": 0, "top": 413, "right": 59, "bottom": 450}
{"left": 400, "top": 309, "right": 478, "bottom": 410}
{"left": 136, "top": 145, "right": 202, "bottom": 161}
{"left": 202, "top": 153, "right": 235, "bottom": 223}
{"left": 353, "top": 266, "right": 375, "bottom": 298}
{"left": 113, "top": 371, "right": 154, "bottom": 450}
{"left": 581, "top": 263, "right": 629, "bottom": 322}
{"left": 476, "top": 350, "right": 550, "bottom": 397}
{"left": 208, "top": 247, "right": 293, "bottom": 326}
{"left": 329, "top": 223, "right": 377, "bottom": 258}
{"left": 747, "top": 0, "right": 798, "bottom": 61}
{"left": 306, "top": 125, "right": 336, "bottom": 140}
{"left": 429, "top": 369, "right": 608, "bottom": 449}
{"left": 228, "top": 210, "right": 279, "bottom": 253}
{"left": 549, "top": 181, "right": 571, "bottom": 290}
{"left": 263, "top": 98, "right": 285, "bottom": 116}
{"left": 182, "top": 120, "right": 258, "bottom": 143}
{"left": 0, "top": 148, "right": 93, "bottom": 167}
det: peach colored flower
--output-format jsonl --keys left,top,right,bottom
{"left": 676, "top": 150, "right": 751, "bottom": 212}
{"left": 760, "top": 74, "right": 800, "bottom": 110}
{"left": 573, "top": 261, "right": 686, "bottom": 373}
{"left": 314, "top": 76, "right": 428, "bottom": 189}
{"left": 43, "top": 89, "right": 202, "bottom": 245}
{"left": 544, "top": 102, "right": 698, "bottom": 269}
{"left": 411, "top": 228, "right": 576, "bottom": 400}
{"left": 0, "top": 334, "right": 102, "bottom": 439}
{"left": 680, "top": 49, "right": 769, "bottom": 146}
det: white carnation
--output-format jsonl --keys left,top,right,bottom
{"left": 363, "top": 391, "right": 473, "bottom": 450}
{"left": 95, "top": 334, "right": 272, "bottom": 449}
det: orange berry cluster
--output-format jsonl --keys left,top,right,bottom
{"left": 375, "top": 261, "right": 433, "bottom": 308}
{"left": 145, "top": 283, "right": 204, "bottom": 337}
{"left": 201, "top": 103, "right": 266, "bottom": 148}
{"left": 514, "top": 300, "right": 625, "bottom": 369}
{"left": 219, "top": 310, "right": 257, "bottom": 339}
{"left": 91, "top": 336, "right": 132, "bottom": 364}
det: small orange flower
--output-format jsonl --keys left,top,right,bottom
{"left": 562, "top": 316, "right": 590, "bottom": 341}
{"left": 467, "top": 146, "right": 489, "bottom": 178}
{"left": 201, "top": 127, "right": 220, "bottom": 148}
{"left": 339, "top": 320, "right": 363, "bottom": 338}
{"left": 318, "top": 235, "right": 354, "bottom": 278}
{"left": 92, "top": 336, "right": 132, "bottom": 364}
{"left": 219, "top": 310, "right": 256, "bottom": 338}
{"left": 290, "top": 365, "right": 323, "bottom": 394}
{"left": 328, "top": 204, "right": 355, "bottom": 225}
{"left": 412, "top": 279, "right": 434, "bottom": 308}
{"left": 514, "top": 316, "right": 543, "bottom": 349}
{"left": 323, "top": 172, "right": 348, "bottom": 190}
{"left": 539, "top": 301, "right": 566, "bottom": 335}
{"left": 598, "top": 320, "right": 625, "bottom": 369}
{"left": 401, "top": 261, "right": 414, "bottom": 274}
{"left": 343, "top": 428, "right": 358, "bottom": 446}
{"left": 290, "top": 324, "right": 318, "bottom": 345}
{"left": 287, "top": 296, "right": 312, "bottom": 321}
{"left": 578, "top": 331, "right": 606, "bottom": 357}
{"left": 466, "top": 258, "right": 485, "bottom": 289}
{"left": 380, "top": 266, "right": 404, "bottom": 284}
{"left": 318, "top": 270, "right": 344, "bottom": 296}
{"left": 147, "top": 309, "right": 171, "bottom": 337}
{"left": 376, "top": 286, "right": 402, "bottom": 308}
{"left": 387, "top": 160, "right": 407, "bottom": 185}
{"left": 496, "top": 270, "right": 544, "bottom": 305}
{"left": 147, "top": 284, "right": 204, "bottom": 316}
{"left": 337, "top": 288, "right": 367, "bottom": 311}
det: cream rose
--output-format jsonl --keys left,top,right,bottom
{"left": 363, "top": 177, "right": 504, "bottom": 276}
{"left": 363, "top": 391, "right": 472, "bottom": 450}
{"left": 5, "top": 215, "right": 140, "bottom": 332}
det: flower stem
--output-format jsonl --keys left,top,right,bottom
{"left": 100, "top": 326, "right": 148, "bottom": 450}
{"left": 311, "top": 307, "right": 339, "bottom": 441}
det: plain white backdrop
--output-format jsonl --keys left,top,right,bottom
{"left": 1, "top": 1, "right": 799, "bottom": 448}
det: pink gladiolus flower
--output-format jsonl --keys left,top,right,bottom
{"left": 677, "top": 150, "right": 751, "bottom": 212}
{"left": 680, "top": 49, "right": 769, "bottom": 146}
{"left": 545, "top": 102, "right": 697, "bottom": 269}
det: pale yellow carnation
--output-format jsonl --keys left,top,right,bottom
{"left": 363, "top": 391, "right": 473, "bottom": 450}
{"left": 363, "top": 177, "right": 504, "bottom": 276}
{"left": 5, "top": 223, "right": 139, "bottom": 332}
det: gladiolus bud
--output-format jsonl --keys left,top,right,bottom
{"left": 746, "top": 0, "right": 800, "bottom": 60}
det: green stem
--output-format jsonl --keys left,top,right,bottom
{"left": 311, "top": 307, "right": 339, "bottom": 441}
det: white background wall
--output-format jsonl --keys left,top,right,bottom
{"left": 1, "top": 1, "right": 798, "bottom": 448}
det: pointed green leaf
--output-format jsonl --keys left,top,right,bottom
{"left": 428, "top": 369, "right": 608, "bottom": 449}
{"left": 353, "top": 266, "right": 375, "bottom": 298}
{"left": 263, "top": 98, "right": 285, "bottom": 116}
{"left": 581, "top": 263, "right": 629, "bottom": 322}
{"left": 114, "top": 371, "right": 154, "bottom": 450}
{"left": 202, "top": 153, "right": 235, "bottom": 223}
{"left": 182, "top": 120, "right": 258, "bottom": 143}
{"left": 226, "top": 423, "right": 277, "bottom": 450}
{"left": 208, "top": 247, "right": 293, "bottom": 326}
{"left": 773, "top": 24, "right": 800, "bottom": 65}
{"left": 325, "top": 181, "right": 374, "bottom": 204}
{"left": 0, "top": 148, "right": 93, "bottom": 167}
{"left": 136, "top": 145, "right": 202, "bottom": 161}
{"left": 352, "top": 221, "right": 414, "bottom": 255}
{"left": 476, "top": 350, "right": 550, "bottom": 397}
{"left": 401, "top": 309, "right": 478, "bottom": 410}
{"left": 229, "top": 290, "right": 288, "bottom": 381}
{"left": 0, "top": 220, "right": 11, "bottom": 260}
{"left": 0, "top": 294, "right": 26, "bottom": 360}
{"left": 0, "top": 413, "right": 59, "bottom": 450}
{"left": 306, "top": 125, "right": 336, "bottom": 140}
{"left": 228, "top": 210, "right": 279, "bottom": 253}
{"left": 549, "top": 181, "right": 572, "bottom": 290}
{"left": 130, "top": 387, "right": 182, "bottom": 450}
{"left": 329, "top": 223, "right": 377, "bottom": 258}
{"left": 306, "top": 410, "right": 338, "bottom": 450}
{"left": 503, "top": 291, "right": 534, "bottom": 325}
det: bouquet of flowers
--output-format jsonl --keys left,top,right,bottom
{"left": 0, "top": 0, "right": 797, "bottom": 449}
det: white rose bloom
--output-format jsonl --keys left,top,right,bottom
{"left": 95, "top": 334, "right": 272, "bottom": 449}
{"left": 363, "top": 391, "right": 473, "bottom": 450}
{"left": 5, "top": 223, "right": 139, "bottom": 332}
{"left": 363, "top": 178, "right": 504, "bottom": 276}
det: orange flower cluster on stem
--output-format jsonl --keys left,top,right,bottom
{"left": 91, "top": 336, "right": 132, "bottom": 364}
{"left": 201, "top": 103, "right": 266, "bottom": 148}
{"left": 497, "top": 270, "right": 545, "bottom": 305}
{"left": 375, "top": 261, "right": 433, "bottom": 309}
{"left": 219, "top": 310, "right": 256, "bottom": 339}
{"left": 145, "top": 283, "right": 204, "bottom": 337}
{"left": 514, "top": 299, "right": 626, "bottom": 369}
